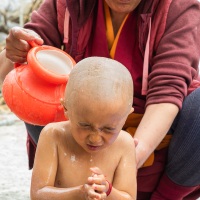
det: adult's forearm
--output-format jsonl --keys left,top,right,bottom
{"left": 0, "top": 49, "right": 13, "bottom": 84}
{"left": 134, "top": 103, "right": 179, "bottom": 168}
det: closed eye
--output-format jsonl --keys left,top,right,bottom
{"left": 78, "top": 122, "right": 91, "bottom": 129}
{"left": 103, "top": 127, "right": 115, "bottom": 133}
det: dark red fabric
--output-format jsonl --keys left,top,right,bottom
{"left": 183, "top": 186, "right": 200, "bottom": 200}
{"left": 26, "top": 133, "right": 36, "bottom": 169}
{"left": 137, "top": 191, "right": 152, "bottom": 200}
{"left": 137, "top": 148, "right": 168, "bottom": 194}
{"left": 137, "top": 148, "right": 200, "bottom": 199}
{"left": 151, "top": 174, "right": 198, "bottom": 200}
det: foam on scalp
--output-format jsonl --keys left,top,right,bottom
{"left": 65, "top": 57, "right": 133, "bottom": 109}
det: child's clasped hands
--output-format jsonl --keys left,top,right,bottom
{"left": 82, "top": 167, "right": 112, "bottom": 200}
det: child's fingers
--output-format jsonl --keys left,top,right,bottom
{"left": 92, "top": 183, "right": 107, "bottom": 193}
{"left": 88, "top": 191, "right": 107, "bottom": 200}
{"left": 100, "top": 193, "right": 107, "bottom": 199}
{"left": 87, "top": 189, "right": 102, "bottom": 199}
{"left": 88, "top": 175, "right": 106, "bottom": 185}
{"left": 83, "top": 184, "right": 97, "bottom": 200}
{"left": 90, "top": 167, "right": 103, "bottom": 175}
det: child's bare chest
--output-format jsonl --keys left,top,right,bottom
{"left": 55, "top": 148, "right": 119, "bottom": 188}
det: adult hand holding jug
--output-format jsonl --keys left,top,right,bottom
{"left": 2, "top": 41, "right": 76, "bottom": 126}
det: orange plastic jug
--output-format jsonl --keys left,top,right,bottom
{"left": 2, "top": 41, "right": 76, "bottom": 126}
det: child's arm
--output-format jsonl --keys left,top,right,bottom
{"left": 30, "top": 124, "right": 85, "bottom": 200}
{"left": 85, "top": 134, "right": 137, "bottom": 200}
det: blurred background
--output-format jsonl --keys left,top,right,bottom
{"left": 0, "top": 1, "right": 42, "bottom": 199}
{"left": 0, "top": 0, "right": 43, "bottom": 51}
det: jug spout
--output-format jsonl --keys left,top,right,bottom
{"left": 28, "top": 45, "right": 75, "bottom": 85}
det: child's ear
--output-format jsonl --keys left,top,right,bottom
{"left": 60, "top": 98, "right": 69, "bottom": 118}
{"left": 64, "top": 108, "right": 69, "bottom": 119}
{"left": 129, "top": 107, "right": 134, "bottom": 114}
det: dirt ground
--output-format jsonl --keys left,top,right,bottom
{"left": 0, "top": 111, "right": 32, "bottom": 200}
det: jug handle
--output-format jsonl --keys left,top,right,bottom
{"left": 14, "top": 40, "right": 41, "bottom": 68}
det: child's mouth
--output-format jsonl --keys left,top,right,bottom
{"left": 87, "top": 144, "right": 101, "bottom": 151}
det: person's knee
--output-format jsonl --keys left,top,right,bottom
{"left": 186, "top": 87, "right": 200, "bottom": 106}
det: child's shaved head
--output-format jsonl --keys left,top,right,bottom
{"left": 64, "top": 57, "right": 133, "bottom": 113}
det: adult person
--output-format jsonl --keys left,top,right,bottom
{"left": 0, "top": 0, "right": 200, "bottom": 199}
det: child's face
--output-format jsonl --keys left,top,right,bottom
{"left": 66, "top": 96, "right": 130, "bottom": 154}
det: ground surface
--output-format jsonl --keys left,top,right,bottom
{"left": 0, "top": 112, "right": 32, "bottom": 200}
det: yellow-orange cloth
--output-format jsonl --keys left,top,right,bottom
{"left": 104, "top": 1, "right": 129, "bottom": 58}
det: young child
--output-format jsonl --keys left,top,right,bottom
{"left": 30, "top": 57, "right": 137, "bottom": 200}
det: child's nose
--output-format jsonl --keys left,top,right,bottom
{"left": 89, "top": 132, "right": 102, "bottom": 144}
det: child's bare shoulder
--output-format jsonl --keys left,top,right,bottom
{"left": 40, "top": 121, "right": 70, "bottom": 141}
{"left": 114, "top": 130, "right": 135, "bottom": 151}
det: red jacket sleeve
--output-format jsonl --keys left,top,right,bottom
{"left": 146, "top": 0, "right": 200, "bottom": 109}
{"left": 24, "top": 0, "right": 63, "bottom": 48}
